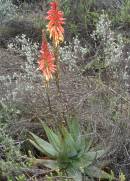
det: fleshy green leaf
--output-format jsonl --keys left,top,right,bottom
{"left": 79, "top": 156, "right": 92, "bottom": 169}
{"left": 29, "top": 132, "right": 57, "bottom": 158}
{"left": 67, "top": 117, "right": 80, "bottom": 142}
{"left": 78, "top": 136, "right": 92, "bottom": 154}
{"left": 67, "top": 169, "right": 83, "bottom": 181}
{"left": 59, "top": 126, "right": 78, "bottom": 158}
{"left": 41, "top": 122, "right": 61, "bottom": 152}
{"left": 85, "top": 166, "right": 113, "bottom": 179}
{"left": 67, "top": 119, "right": 88, "bottom": 155}
{"left": 85, "top": 149, "right": 105, "bottom": 161}
{"left": 79, "top": 150, "right": 105, "bottom": 169}
{"left": 32, "top": 159, "right": 59, "bottom": 169}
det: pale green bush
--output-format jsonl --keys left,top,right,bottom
{"left": 92, "top": 13, "right": 124, "bottom": 68}
{"left": 0, "top": 127, "right": 26, "bottom": 177}
{"left": 0, "top": 0, "right": 17, "bottom": 24}
{"left": 120, "top": 0, "right": 130, "bottom": 24}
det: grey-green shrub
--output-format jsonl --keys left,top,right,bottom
{"left": 0, "top": 127, "right": 26, "bottom": 177}
{"left": 120, "top": 0, "right": 130, "bottom": 24}
{"left": 0, "top": 0, "right": 17, "bottom": 24}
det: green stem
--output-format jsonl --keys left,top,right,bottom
{"left": 53, "top": 44, "right": 61, "bottom": 94}
{"left": 45, "top": 81, "right": 52, "bottom": 112}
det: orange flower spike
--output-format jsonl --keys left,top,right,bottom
{"left": 46, "top": 1, "right": 65, "bottom": 46}
{"left": 38, "top": 33, "right": 56, "bottom": 81}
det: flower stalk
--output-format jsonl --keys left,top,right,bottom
{"left": 46, "top": 0, "right": 65, "bottom": 92}
{"left": 45, "top": 80, "right": 52, "bottom": 112}
{"left": 37, "top": 0, "right": 65, "bottom": 110}
{"left": 53, "top": 44, "right": 60, "bottom": 93}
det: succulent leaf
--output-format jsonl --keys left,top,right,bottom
{"left": 85, "top": 149, "right": 105, "bottom": 161}
{"left": 59, "top": 126, "right": 78, "bottom": 158}
{"left": 41, "top": 122, "right": 61, "bottom": 152}
{"left": 85, "top": 166, "right": 112, "bottom": 179}
{"left": 67, "top": 117, "right": 80, "bottom": 142}
{"left": 29, "top": 132, "right": 57, "bottom": 158}
{"left": 32, "top": 158, "right": 59, "bottom": 169}
{"left": 67, "top": 169, "right": 82, "bottom": 181}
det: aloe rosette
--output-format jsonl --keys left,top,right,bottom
{"left": 29, "top": 119, "right": 113, "bottom": 181}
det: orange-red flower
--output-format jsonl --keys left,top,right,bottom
{"left": 38, "top": 33, "right": 56, "bottom": 81}
{"left": 46, "top": 1, "right": 65, "bottom": 46}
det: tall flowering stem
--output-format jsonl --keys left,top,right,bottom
{"left": 53, "top": 44, "right": 60, "bottom": 92}
{"left": 46, "top": 0, "right": 65, "bottom": 92}
{"left": 38, "top": 32, "right": 56, "bottom": 111}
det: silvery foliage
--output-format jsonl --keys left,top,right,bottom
{"left": 92, "top": 13, "right": 124, "bottom": 67}
{"left": 0, "top": 0, "right": 17, "bottom": 24}
{"left": 2, "top": 35, "right": 88, "bottom": 105}
{"left": 123, "top": 52, "right": 130, "bottom": 91}
{"left": 95, "top": 0, "right": 123, "bottom": 9}
{"left": 1, "top": 34, "right": 41, "bottom": 103}
{"left": 59, "top": 37, "right": 88, "bottom": 72}
{"left": 92, "top": 13, "right": 130, "bottom": 91}
{"left": 8, "top": 34, "right": 39, "bottom": 79}
{"left": 0, "top": 127, "right": 26, "bottom": 174}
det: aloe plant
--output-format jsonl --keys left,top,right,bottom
{"left": 29, "top": 119, "right": 113, "bottom": 181}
